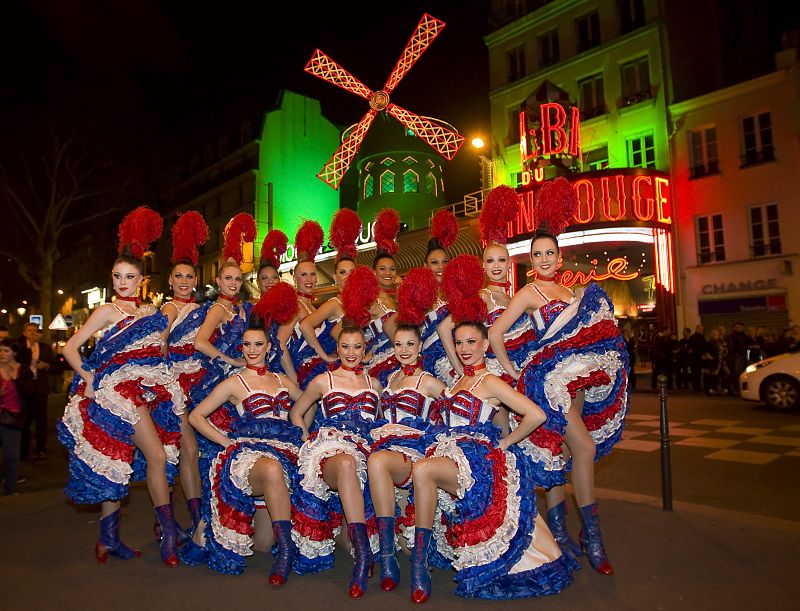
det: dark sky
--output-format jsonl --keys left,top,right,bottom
{"left": 1, "top": 0, "right": 492, "bottom": 195}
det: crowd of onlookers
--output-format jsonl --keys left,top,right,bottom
{"left": 623, "top": 322, "right": 800, "bottom": 395}
{"left": 0, "top": 323, "right": 69, "bottom": 495}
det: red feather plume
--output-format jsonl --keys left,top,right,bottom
{"left": 118, "top": 205, "right": 163, "bottom": 259}
{"left": 330, "top": 209, "right": 362, "bottom": 261}
{"left": 373, "top": 208, "right": 400, "bottom": 256}
{"left": 535, "top": 177, "right": 578, "bottom": 237}
{"left": 341, "top": 266, "right": 379, "bottom": 328}
{"left": 480, "top": 185, "right": 519, "bottom": 246}
{"left": 431, "top": 209, "right": 458, "bottom": 250}
{"left": 397, "top": 267, "right": 438, "bottom": 326}
{"left": 260, "top": 229, "right": 288, "bottom": 269}
{"left": 171, "top": 210, "right": 209, "bottom": 265}
{"left": 295, "top": 220, "right": 324, "bottom": 262}
{"left": 222, "top": 213, "right": 257, "bottom": 264}
{"left": 253, "top": 281, "right": 298, "bottom": 326}
{"left": 441, "top": 254, "right": 487, "bottom": 325}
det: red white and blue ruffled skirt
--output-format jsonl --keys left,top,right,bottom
{"left": 417, "top": 423, "right": 573, "bottom": 599}
{"left": 516, "top": 283, "right": 630, "bottom": 488}
{"left": 200, "top": 417, "right": 303, "bottom": 575}
{"left": 291, "top": 415, "right": 380, "bottom": 574}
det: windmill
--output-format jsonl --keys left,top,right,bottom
{"left": 305, "top": 13, "right": 465, "bottom": 190}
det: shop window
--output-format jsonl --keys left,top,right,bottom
{"left": 626, "top": 133, "right": 656, "bottom": 168}
{"left": 579, "top": 73, "right": 605, "bottom": 119}
{"left": 619, "top": 0, "right": 645, "bottom": 34}
{"left": 620, "top": 57, "right": 650, "bottom": 106}
{"left": 584, "top": 146, "right": 609, "bottom": 171}
{"left": 425, "top": 173, "right": 437, "bottom": 195}
{"left": 403, "top": 170, "right": 419, "bottom": 193}
{"left": 538, "top": 30, "right": 560, "bottom": 68}
{"left": 364, "top": 175, "right": 374, "bottom": 199}
{"left": 688, "top": 127, "right": 720, "bottom": 178}
{"left": 695, "top": 214, "right": 725, "bottom": 264}
{"left": 380, "top": 170, "right": 395, "bottom": 194}
{"left": 740, "top": 112, "right": 774, "bottom": 167}
{"left": 507, "top": 45, "right": 526, "bottom": 83}
{"left": 749, "top": 203, "right": 781, "bottom": 257}
{"left": 575, "top": 12, "right": 601, "bottom": 53}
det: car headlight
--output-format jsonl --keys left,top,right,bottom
{"left": 745, "top": 362, "right": 769, "bottom": 374}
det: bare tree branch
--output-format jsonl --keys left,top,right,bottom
{"left": 0, "top": 247, "right": 37, "bottom": 287}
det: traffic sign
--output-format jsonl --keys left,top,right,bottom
{"left": 49, "top": 313, "right": 68, "bottom": 331}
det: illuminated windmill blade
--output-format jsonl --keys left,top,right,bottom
{"left": 383, "top": 13, "right": 445, "bottom": 94}
{"left": 387, "top": 103, "right": 465, "bottom": 160}
{"left": 304, "top": 49, "right": 374, "bottom": 101}
{"left": 317, "top": 109, "right": 378, "bottom": 189}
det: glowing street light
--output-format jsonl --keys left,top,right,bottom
{"left": 57, "top": 289, "right": 64, "bottom": 295}
{"left": 17, "top": 307, "right": 26, "bottom": 316}
{"left": 471, "top": 136, "right": 485, "bottom": 150}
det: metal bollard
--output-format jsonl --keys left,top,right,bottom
{"left": 657, "top": 374, "right": 673, "bottom": 511}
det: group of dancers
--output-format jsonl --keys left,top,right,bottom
{"left": 58, "top": 177, "right": 630, "bottom": 603}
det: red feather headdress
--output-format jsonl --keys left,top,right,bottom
{"left": 118, "top": 205, "right": 163, "bottom": 259}
{"left": 330, "top": 209, "right": 361, "bottom": 262}
{"left": 373, "top": 208, "right": 400, "bottom": 256}
{"left": 295, "top": 220, "right": 324, "bottom": 263}
{"left": 535, "top": 177, "right": 578, "bottom": 237}
{"left": 171, "top": 210, "right": 209, "bottom": 265}
{"left": 441, "top": 254, "right": 487, "bottom": 325}
{"left": 222, "top": 213, "right": 257, "bottom": 264}
{"left": 260, "top": 229, "right": 288, "bottom": 269}
{"left": 480, "top": 185, "right": 519, "bottom": 246}
{"left": 430, "top": 209, "right": 458, "bottom": 251}
{"left": 397, "top": 267, "right": 438, "bottom": 326}
{"left": 253, "top": 281, "right": 298, "bottom": 326}
{"left": 341, "top": 266, "right": 379, "bottom": 328}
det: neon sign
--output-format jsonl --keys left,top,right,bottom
{"left": 526, "top": 257, "right": 640, "bottom": 287}
{"left": 519, "top": 103, "right": 581, "bottom": 166}
{"left": 507, "top": 170, "right": 672, "bottom": 241}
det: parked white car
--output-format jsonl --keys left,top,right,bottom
{"left": 739, "top": 351, "right": 800, "bottom": 410}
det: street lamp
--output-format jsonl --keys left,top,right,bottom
{"left": 57, "top": 289, "right": 64, "bottom": 295}
{"left": 17, "top": 307, "right": 25, "bottom": 316}
{"left": 470, "top": 136, "right": 494, "bottom": 195}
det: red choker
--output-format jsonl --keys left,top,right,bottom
{"left": 219, "top": 293, "right": 239, "bottom": 304}
{"left": 114, "top": 293, "right": 140, "bottom": 307}
{"left": 462, "top": 363, "right": 486, "bottom": 377}
{"left": 381, "top": 287, "right": 397, "bottom": 296}
{"left": 297, "top": 290, "right": 314, "bottom": 301}
{"left": 488, "top": 280, "right": 510, "bottom": 291}
{"left": 339, "top": 363, "right": 364, "bottom": 375}
{"left": 246, "top": 363, "right": 268, "bottom": 376}
{"left": 172, "top": 296, "right": 195, "bottom": 304}
{"left": 536, "top": 273, "right": 559, "bottom": 283}
{"left": 400, "top": 362, "right": 421, "bottom": 376}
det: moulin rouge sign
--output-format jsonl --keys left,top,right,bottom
{"left": 511, "top": 103, "right": 672, "bottom": 237}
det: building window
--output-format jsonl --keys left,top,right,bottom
{"left": 575, "top": 12, "right": 601, "bottom": 53}
{"left": 749, "top": 203, "right": 781, "bottom": 257}
{"left": 538, "top": 30, "right": 560, "bottom": 68}
{"left": 506, "top": 108, "right": 521, "bottom": 147}
{"left": 403, "top": 156, "right": 417, "bottom": 165}
{"left": 584, "top": 146, "right": 609, "bottom": 171}
{"left": 203, "top": 144, "right": 214, "bottom": 166}
{"left": 364, "top": 175, "right": 374, "bottom": 198}
{"left": 578, "top": 74, "right": 605, "bottom": 119}
{"left": 403, "top": 170, "right": 419, "bottom": 193}
{"left": 620, "top": 57, "right": 650, "bottom": 106}
{"left": 688, "top": 127, "right": 720, "bottom": 178}
{"left": 507, "top": 45, "right": 526, "bottom": 83}
{"left": 381, "top": 157, "right": 394, "bottom": 167}
{"left": 240, "top": 120, "right": 252, "bottom": 144}
{"left": 627, "top": 133, "right": 655, "bottom": 168}
{"left": 696, "top": 214, "right": 725, "bottom": 264}
{"left": 218, "top": 134, "right": 228, "bottom": 157}
{"left": 425, "top": 173, "right": 437, "bottom": 195}
{"left": 619, "top": 0, "right": 645, "bottom": 33}
{"left": 380, "top": 171, "right": 395, "bottom": 194}
{"left": 740, "top": 112, "right": 775, "bottom": 166}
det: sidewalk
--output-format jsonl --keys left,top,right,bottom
{"left": 2, "top": 394, "right": 799, "bottom": 609}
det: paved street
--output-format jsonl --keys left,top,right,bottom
{"left": 2, "top": 390, "right": 800, "bottom": 609}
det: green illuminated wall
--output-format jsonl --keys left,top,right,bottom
{"left": 255, "top": 91, "right": 341, "bottom": 257}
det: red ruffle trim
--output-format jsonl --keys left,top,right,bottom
{"left": 79, "top": 399, "right": 134, "bottom": 462}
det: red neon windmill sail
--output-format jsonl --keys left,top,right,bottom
{"left": 305, "top": 13, "right": 465, "bottom": 189}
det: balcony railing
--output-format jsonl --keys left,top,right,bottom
{"left": 697, "top": 249, "right": 726, "bottom": 265}
{"left": 621, "top": 89, "right": 652, "bottom": 107}
{"left": 689, "top": 160, "right": 720, "bottom": 179}
{"left": 751, "top": 240, "right": 782, "bottom": 258}
{"left": 740, "top": 146, "right": 775, "bottom": 168}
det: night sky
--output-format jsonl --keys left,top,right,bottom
{"left": 1, "top": 0, "right": 491, "bottom": 186}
